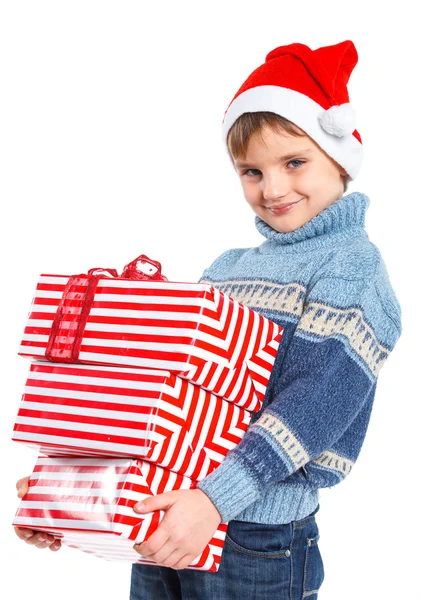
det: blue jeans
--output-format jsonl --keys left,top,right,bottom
{"left": 129, "top": 505, "right": 324, "bottom": 599}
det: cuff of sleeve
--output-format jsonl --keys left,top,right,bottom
{"left": 196, "top": 453, "right": 261, "bottom": 523}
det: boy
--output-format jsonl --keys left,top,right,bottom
{"left": 16, "top": 41, "right": 402, "bottom": 599}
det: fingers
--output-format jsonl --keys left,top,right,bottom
{"left": 134, "top": 538, "right": 186, "bottom": 568}
{"left": 154, "top": 549, "right": 187, "bottom": 569}
{"left": 16, "top": 476, "right": 30, "bottom": 498}
{"left": 134, "top": 527, "right": 171, "bottom": 558}
{"left": 147, "top": 545, "right": 179, "bottom": 566}
{"left": 15, "top": 477, "right": 61, "bottom": 551}
{"left": 133, "top": 491, "right": 176, "bottom": 514}
{"left": 138, "top": 544, "right": 193, "bottom": 570}
{"left": 14, "top": 527, "right": 35, "bottom": 541}
{"left": 171, "top": 553, "right": 196, "bottom": 570}
{"left": 133, "top": 521, "right": 194, "bottom": 568}
{"left": 23, "top": 531, "right": 56, "bottom": 549}
{"left": 14, "top": 527, "right": 61, "bottom": 551}
{"left": 48, "top": 539, "right": 62, "bottom": 552}
{"left": 33, "top": 535, "right": 57, "bottom": 550}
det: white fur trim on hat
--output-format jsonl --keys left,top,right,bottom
{"left": 319, "top": 103, "right": 356, "bottom": 137}
{"left": 222, "top": 86, "right": 363, "bottom": 179}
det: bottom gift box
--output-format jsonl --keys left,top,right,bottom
{"left": 13, "top": 456, "right": 228, "bottom": 572}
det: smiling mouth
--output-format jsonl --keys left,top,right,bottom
{"left": 267, "top": 198, "right": 303, "bottom": 212}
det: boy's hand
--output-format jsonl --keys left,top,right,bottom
{"left": 14, "top": 476, "right": 62, "bottom": 551}
{"left": 133, "top": 488, "right": 222, "bottom": 570}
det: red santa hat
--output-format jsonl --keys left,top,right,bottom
{"left": 222, "top": 40, "right": 363, "bottom": 180}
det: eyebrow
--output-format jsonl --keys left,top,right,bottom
{"left": 235, "top": 149, "right": 313, "bottom": 169}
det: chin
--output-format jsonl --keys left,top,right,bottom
{"left": 271, "top": 219, "right": 303, "bottom": 234}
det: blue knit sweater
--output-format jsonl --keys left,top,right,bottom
{"left": 196, "top": 191, "right": 402, "bottom": 525}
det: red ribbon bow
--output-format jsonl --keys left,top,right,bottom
{"left": 45, "top": 254, "right": 167, "bottom": 363}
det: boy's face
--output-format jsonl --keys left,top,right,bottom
{"left": 232, "top": 125, "right": 347, "bottom": 234}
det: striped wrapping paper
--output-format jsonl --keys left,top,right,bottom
{"left": 13, "top": 457, "right": 228, "bottom": 571}
{"left": 12, "top": 361, "right": 251, "bottom": 481}
{"left": 19, "top": 276, "right": 283, "bottom": 412}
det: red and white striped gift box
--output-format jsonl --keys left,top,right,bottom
{"left": 13, "top": 456, "right": 228, "bottom": 571}
{"left": 12, "top": 361, "right": 251, "bottom": 480}
{"left": 19, "top": 276, "right": 283, "bottom": 411}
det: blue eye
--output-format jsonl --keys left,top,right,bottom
{"left": 288, "top": 159, "right": 304, "bottom": 168}
{"left": 244, "top": 169, "right": 261, "bottom": 176}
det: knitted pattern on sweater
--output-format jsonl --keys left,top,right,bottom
{"left": 196, "top": 191, "right": 402, "bottom": 524}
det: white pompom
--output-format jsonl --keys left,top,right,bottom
{"left": 319, "top": 103, "right": 356, "bottom": 137}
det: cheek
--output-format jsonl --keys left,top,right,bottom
{"left": 296, "top": 168, "right": 335, "bottom": 194}
{"left": 242, "top": 181, "right": 260, "bottom": 203}
{"left": 306, "top": 163, "right": 342, "bottom": 187}
{"left": 292, "top": 170, "right": 317, "bottom": 192}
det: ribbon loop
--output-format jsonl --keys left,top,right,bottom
{"left": 45, "top": 254, "right": 167, "bottom": 363}
{"left": 121, "top": 254, "right": 168, "bottom": 281}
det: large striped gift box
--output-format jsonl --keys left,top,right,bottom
{"left": 19, "top": 276, "right": 283, "bottom": 412}
{"left": 12, "top": 361, "right": 251, "bottom": 481}
{"left": 13, "top": 456, "right": 228, "bottom": 571}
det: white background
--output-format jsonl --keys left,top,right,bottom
{"left": 0, "top": 1, "right": 419, "bottom": 598}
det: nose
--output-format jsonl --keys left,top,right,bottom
{"left": 262, "top": 171, "right": 290, "bottom": 203}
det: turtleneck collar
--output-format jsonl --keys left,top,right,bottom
{"left": 255, "top": 191, "right": 369, "bottom": 252}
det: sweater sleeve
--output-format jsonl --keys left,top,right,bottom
{"left": 197, "top": 268, "right": 402, "bottom": 522}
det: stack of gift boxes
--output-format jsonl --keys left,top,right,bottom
{"left": 12, "top": 257, "right": 283, "bottom": 572}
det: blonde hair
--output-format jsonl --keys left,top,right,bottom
{"left": 227, "top": 111, "right": 349, "bottom": 191}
